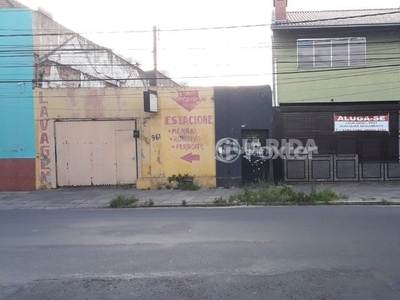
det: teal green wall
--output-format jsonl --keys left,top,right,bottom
{"left": 273, "top": 27, "right": 400, "bottom": 104}
{"left": 0, "top": 9, "right": 35, "bottom": 158}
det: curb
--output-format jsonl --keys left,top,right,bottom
{"left": 106, "top": 201, "right": 400, "bottom": 209}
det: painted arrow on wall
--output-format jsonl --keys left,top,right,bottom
{"left": 180, "top": 153, "right": 200, "bottom": 163}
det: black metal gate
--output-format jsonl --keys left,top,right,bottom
{"left": 241, "top": 130, "right": 269, "bottom": 183}
{"left": 276, "top": 103, "right": 400, "bottom": 182}
{"left": 284, "top": 155, "right": 400, "bottom": 182}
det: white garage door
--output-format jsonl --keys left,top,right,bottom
{"left": 55, "top": 120, "right": 137, "bottom": 186}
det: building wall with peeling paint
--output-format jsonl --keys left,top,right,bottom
{"left": 33, "top": 87, "right": 216, "bottom": 190}
{"left": 137, "top": 88, "right": 216, "bottom": 189}
{"left": 0, "top": 9, "right": 36, "bottom": 191}
{"left": 0, "top": 6, "right": 190, "bottom": 191}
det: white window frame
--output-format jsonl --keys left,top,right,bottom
{"left": 297, "top": 37, "right": 366, "bottom": 68}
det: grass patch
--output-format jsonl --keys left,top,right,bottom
{"left": 180, "top": 182, "right": 201, "bottom": 191}
{"left": 310, "top": 187, "right": 340, "bottom": 203}
{"left": 109, "top": 195, "right": 139, "bottom": 208}
{"left": 217, "top": 184, "right": 344, "bottom": 206}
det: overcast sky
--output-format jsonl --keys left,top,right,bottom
{"left": 18, "top": 0, "right": 400, "bottom": 86}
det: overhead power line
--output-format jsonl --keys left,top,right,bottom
{"left": 0, "top": 9, "right": 399, "bottom": 92}
{"left": 0, "top": 9, "right": 399, "bottom": 37}
{"left": 0, "top": 24, "right": 268, "bottom": 38}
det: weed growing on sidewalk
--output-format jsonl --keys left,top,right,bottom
{"left": 213, "top": 197, "right": 228, "bottom": 206}
{"left": 110, "top": 196, "right": 157, "bottom": 208}
{"left": 109, "top": 195, "right": 139, "bottom": 208}
{"left": 112, "top": 183, "right": 133, "bottom": 190}
{"left": 310, "top": 188, "right": 340, "bottom": 203}
{"left": 381, "top": 199, "right": 390, "bottom": 205}
{"left": 180, "top": 182, "right": 201, "bottom": 191}
{"left": 215, "top": 184, "right": 344, "bottom": 206}
{"left": 167, "top": 174, "right": 201, "bottom": 191}
{"left": 143, "top": 199, "right": 154, "bottom": 207}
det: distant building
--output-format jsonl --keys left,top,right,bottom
{"left": 1, "top": 0, "right": 179, "bottom": 89}
{"left": 0, "top": 0, "right": 26, "bottom": 8}
{"left": 141, "top": 70, "right": 181, "bottom": 88}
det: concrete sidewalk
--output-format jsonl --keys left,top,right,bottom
{"left": 0, "top": 182, "right": 400, "bottom": 210}
{"left": 0, "top": 186, "right": 240, "bottom": 210}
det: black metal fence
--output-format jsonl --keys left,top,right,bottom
{"left": 275, "top": 102, "right": 400, "bottom": 182}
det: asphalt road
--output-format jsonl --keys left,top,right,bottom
{"left": 1, "top": 206, "right": 399, "bottom": 299}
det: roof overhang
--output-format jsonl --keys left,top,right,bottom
{"left": 271, "top": 22, "right": 400, "bottom": 30}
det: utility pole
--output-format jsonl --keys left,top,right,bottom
{"left": 152, "top": 26, "right": 157, "bottom": 86}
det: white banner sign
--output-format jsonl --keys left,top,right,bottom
{"left": 334, "top": 114, "right": 389, "bottom": 132}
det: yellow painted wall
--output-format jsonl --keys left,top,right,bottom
{"left": 33, "top": 87, "right": 216, "bottom": 189}
{"left": 137, "top": 88, "right": 216, "bottom": 189}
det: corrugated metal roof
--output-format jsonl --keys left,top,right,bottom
{"left": 272, "top": 8, "right": 400, "bottom": 29}
{"left": 0, "top": 0, "right": 28, "bottom": 8}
